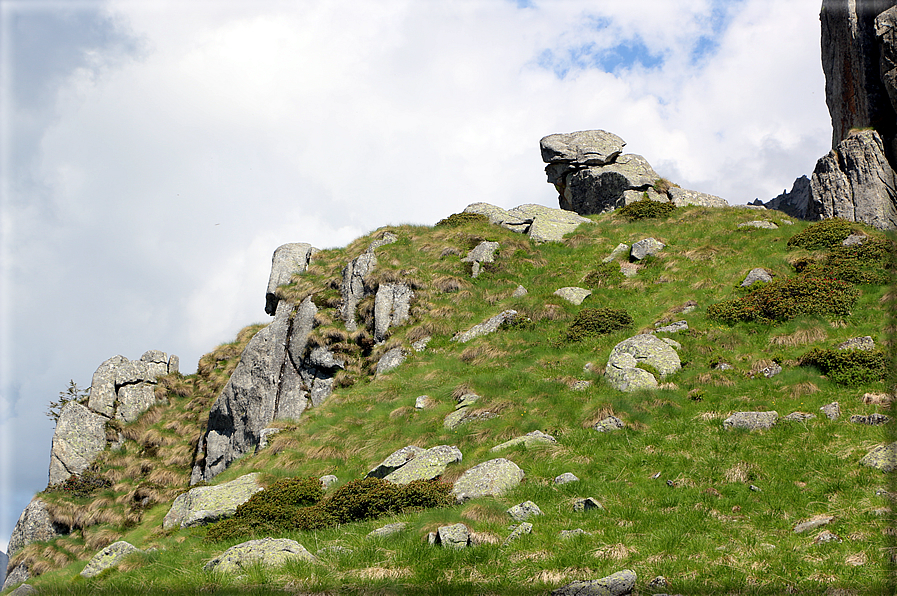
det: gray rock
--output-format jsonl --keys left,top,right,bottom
{"left": 306, "top": 347, "right": 344, "bottom": 370}
{"left": 551, "top": 569, "right": 637, "bottom": 596}
{"left": 837, "top": 336, "right": 875, "bottom": 350}
{"left": 367, "top": 232, "right": 398, "bottom": 252}
{"left": 451, "top": 458, "right": 524, "bottom": 500}
{"left": 462, "top": 241, "right": 499, "bottom": 278}
{"left": 619, "top": 262, "right": 638, "bottom": 278}
{"left": 367, "top": 446, "right": 426, "bottom": 479}
{"left": 168, "top": 354, "right": 179, "bottom": 374}
{"left": 593, "top": 416, "right": 625, "bottom": 433}
{"left": 647, "top": 576, "right": 669, "bottom": 590}
{"left": 713, "top": 362, "right": 734, "bottom": 371}
{"left": 507, "top": 203, "right": 593, "bottom": 242}
{"left": 87, "top": 355, "right": 127, "bottom": 417}
{"left": 842, "top": 233, "right": 868, "bottom": 246}
{"left": 621, "top": 188, "right": 667, "bottom": 206}
{"left": 861, "top": 442, "right": 897, "bottom": 471}
{"left": 541, "top": 130, "right": 625, "bottom": 166}
{"left": 415, "top": 395, "right": 435, "bottom": 409}
{"left": 504, "top": 522, "right": 533, "bottom": 544}
{"left": 436, "top": 523, "right": 470, "bottom": 549}
{"left": 667, "top": 186, "right": 728, "bottom": 208}
{"left": 411, "top": 336, "right": 431, "bottom": 352}
{"left": 451, "top": 310, "right": 517, "bottom": 343}
{"left": 558, "top": 154, "right": 661, "bottom": 215}
{"left": 784, "top": 412, "right": 817, "bottom": 422}
{"left": 320, "top": 475, "right": 338, "bottom": 489}
{"left": 554, "top": 287, "right": 592, "bottom": 305}
{"left": 0, "top": 550, "right": 6, "bottom": 586}
{"left": 80, "top": 540, "right": 140, "bottom": 578}
{"left": 255, "top": 428, "right": 281, "bottom": 452}
{"left": 367, "top": 522, "right": 408, "bottom": 539}
{"left": 653, "top": 321, "right": 688, "bottom": 334}
{"left": 203, "top": 538, "right": 317, "bottom": 573}
{"left": 723, "top": 411, "right": 778, "bottom": 431}
{"left": 571, "top": 380, "right": 592, "bottom": 391}
{"left": 560, "top": 528, "right": 591, "bottom": 538}
{"left": 512, "top": 285, "right": 528, "bottom": 297}
{"left": 573, "top": 497, "right": 604, "bottom": 512}
{"left": 555, "top": 472, "right": 579, "bottom": 485}
{"left": 630, "top": 237, "right": 665, "bottom": 260}
{"left": 878, "top": 7, "right": 897, "bottom": 157}
{"left": 737, "top": 220, "right": 778, "bottom": 229}
{"left": 850, "top": 413, "right": 891, "bottom": 425}
{"left": 794, "top": 515, "right": 835, "bottom": 534}
{"left": 375, "top": 347, "right": 406, "bottom": 376}
{"left": 602, "top": 243, "right": 630, "bottom": 263}
{"left": 507, "top": 501, "right": 543, "bottom": 522}
{"left": 163, "top": 473, "right": 262, "bottom": 529}
{"left": 741, "top": 268, "right": 773, "bottom": 287}
{"left": 9, "top": 583, "right": 37, "bottom": 596}
{"left": 7, "top": 499, "right": 68, "bottom": 557}
{"left": 821, "top": 402, "right": 841, "bottom": 420}
{"left": 340, "top": 250, "right": 377, "bottom": 332}
{"left": 463, "top": 202, "right": 532, "bottom": 232}
{"left": 752, "top": 363, "right": 782, "bottom": 379}
{"left": 490, "top": 430, "right": 556, "bottom": 452}
{"left": 48, "top": 402, "right": 108, "bottom": 486}
{"left": 2, "top": 565, "right": 29, "bottom": 592}
{"left": 265, "top": 243, "right": 313, "bottom": 315}
{"left": 814, "top": 530, "right": 842, "bottom": 544}
{"left": 383, "top": 445, "right": 462, "bottom": 484}
{"left": 605, "top": 334, "right": 681, "bottom": 392}
{"left": 374, "top": 283, "right": 414, "bottom": 342}
{"left": 116, "top": 382, "right": 159, "bottom": 423}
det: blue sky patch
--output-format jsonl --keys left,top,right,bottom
{"left": 536, "top": 36, "right": 664, "bottom": 79}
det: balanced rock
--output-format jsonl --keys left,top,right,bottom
{"left": 723, "top": 411, "right": 779, "bottom": 431}
{"left": 605, "top": 334, "right": 681, "bottom": 392}
{"left": 80, "top": 541, "right": 140, "bottom": 578}
{"left": 163, "top": 473, "right": 262, "bottom": 529}
{"left": 551, "top": 569, "right": 637, "bottom": 596}
{"left": 265, "top": 243, "right": 313, "bottom": 315}
{"left": 451, "top": 458, "right": 524, "bottom": 501}
{"left": 203, "top": 538, "right": 317, "bottom": 573}
{"left": 383, "top": 445, "right": 462, "bottom": 484}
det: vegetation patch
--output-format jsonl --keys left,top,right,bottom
{"left": 616, "top": 198, "right": 676, "bottom": 220}
{"left": 792, "top": 236, "right": 893, "bottom": 285}
{"left": 435, "top": 212, "right": 489, "bottom": 227}
{"left": 557, "top": 308, "right": 632, "bottom": 344}
{"left": 786, "top": 218, "right": 854, "bottom": 250}
{"left": 706, "top": 276, "right": 858, "bottom": 324}
{"left": 583, "top": 261, "right": 625, "bottom": 288}
{"left": 45, "top": 468, "right": 112, "bottom": 499}
{"left": 799, "top": 347, "right": 889, "bottom": 386}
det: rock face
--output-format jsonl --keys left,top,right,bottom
{"left": 605, "top": 334, "right": 681, "bottom": 392}
{"left": 48, "top": 403, "right": 108, "bottom": 487}
{"left": 340, "top": 233, "right": 397, "bottom": 331}
{"left": 203, "top": 538, "right": 318, "bottom": 573}
{"left": 191, "top": 297, "right": 342, "bottom": 483}
{"left": 80, "top": 541, "right": 140, "bottom": 578}
{"left": 163, "top": 473, "right": 263, "bottom": 529}
{"left": 265, "top": 243, "right": 314, "bottom": 315}
{"left": 6, "top": 499, "right": 68, "bottom": 557}
{"left": 374, "top": 283, "right": 414, "bottom": 342}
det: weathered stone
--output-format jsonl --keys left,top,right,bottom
{"left": 504, "top": 522, "right": 533, "bottom": 544}
{"left": 842, "top": 233, "right": 869, "bottom": 245}
{"left": 367, "top": 522, "right": 408, "bottom": 539}
{"left": 80, "top": 541, "right": 140, "bottom": 578}
{"left": 320, "top": 475, "right": 338, "bottom": 489}
{"left": 367, "top": 232, "right": 398, "bottom": 252}
{"left": 723, "top": 411, "right": 778, "bottom": 431}
{"left": 630, "top": 237, "right": 665, "bottom": 260}
{"left": 163, "top": 473, "right": 262, "bottom": 529}
{"left": 838, "top": 336, "right": 875, "bottom": 350}
{"left": 367, "top": 446, "right": 426, "bottom": 479}
{"left": 462, "top": 241, "right": 499, "bottom": 278}
{"left": 374, "top": 283, "right": 414, "bottom": 342}
{"left": 451, "top": 458, "right": 524, "bottom": 500}
{"left": 821, "top": 402, "right": 841, "bottom": 420}
{"left": 741, "top": 268, "right": 773, "bottom": 287}
{"left": 647, "top": 576, "right": 669, "bottom": 591}
{"left": 551, "top": 569, "right": 637, "bottom": 596}
{"left": 785, "top": 412, "right": 817, "bottom": 422}
{"left": 415, "top": 395, "right": 435, "bottom": 409}
{"left": 619, "top": 262, "right": 639, "bottom": 278}
{"left": 7, "top": 499, "right": 68, "bottom": 556}
{"left": 490, "top": 430, "right": 556, "bottom": 452}
{"left": 512, "top": 285, "right": 528, "bottom": 297}
{"left": 87, "top": 355, "right": 127, "bottom": 417}
{"left": 436, "top": 523, "right": 470, "bottom": 549}
{"left": 306, "top": 347, "right": 344, "bottom": 371}
{"left": 8, "top": 583, "right": 36, "bottom": 596}
{"left": 375, "top": 347, "right": 406, "bottom": 376}
{"left": 557, "top": 153, "right": 661, "bottom": 215}
{"left": 605, "top": 352, "right": 658, "bottom": 392}
{"left": 555, "top": 472, "right": 580, "bottom": 485}
{"left": 168, "top": 354, "right": 179, "bottom": 374}
{"left": 851, "top": 413, "right": 891, "bottom": 425}
{"left": 116, "top": 382, "right": 159, "bottom": 423}
{"left": 573, "top": 497, "right": 604, "bottom": 512}
{"left": 508, "top": 204, "right": 593, "bottom": 242}
{"left": 667, "top": 186, "right": 729, "bottom": 208}
{"left": 860, "top": 442, "right": 897, "bottom": 471}
{"left": 602, "top": 243, "right": 630, "bottom": 263}
{"left": 507, "top": 501, "right": 543, "bottom": 522}
{"left": 383, "top": 445, "right": 462, "bottom": 484}
{"left": 593, "top": 416, "right": 625, "bottom": 433}
{"left": 451, "top": 310, "right": 517, "bottom": 343}
{"left": 752, "top": 363, "right": 782, "bottom": 379}
{"left": 653, "top": 320, "right": 688, "bottom": 334}
{"left": 794, "top": 515, "right": 835, "bottom": 534}
{"left": 541, "top": 130, "right": 625, "bottom": 166}
{"left": 621, "top": 188, "right": 666, "bottom": 206}
{"left": 140, "top": 349, "right": 170, "bottom": 377}
{"left": 463, "top": 202, "right": 531, "bottom": 232}
{"left": 605, "top": 334, "right": 680, "bottom": 392}
{"left": 203, "top": 538, "right": 317, "bottom": 573}
{"left": 48, "top": 402, "right": 108, "bottom": 486}
{"left": 2, "top": 565, "right": 29, "bottom": 592}
{"left": 554, "top": 287, "right": 592, "bottom": 305}
{"left": 265, "top": 243, "right": 313, "bottom": 316}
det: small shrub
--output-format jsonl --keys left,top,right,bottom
{"left": 786, "top": 219, "right": 854, "bottom": 250}
{"left": 46, "top": 469, "right": 112, "bottom": 498}
{"left": 707, "top": 276, "right": 858, "bottom": 324}
{"left": 799, "top": 348, "right": 888, "bottom": 385}
{"left": 583, "top": 262, "right": 625, "bottom": 288}
{"left": 435, "top": 213, "right": 489, "bottom": 228}
{"left": 793, "top": 237, "right": 893, "bottom": 285}
{"left": 234, "top": 477, "right": 324, "bottom": 525}
{"left": 560, "top": 308, "right": 632, "bottom": 343}
{"left": 500, "top": 316, "right": 535, "bottom": 332}
{"left": 616, "top": 198, "right": 676, "bottom": 220}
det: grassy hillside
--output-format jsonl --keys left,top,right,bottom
{"left": 7, "top": 205, "right": 896, "bottom": 595}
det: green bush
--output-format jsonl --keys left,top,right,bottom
{"left": 792, "top": 236, "right": 893, "bottom": 285}
{"left": 799, "top": 348, "right": 889, "bottom": 385}
{"left": 786, "top": 219, "right": 854, "bottom": 250}
{"left": 561, "top": 308, "right": 633, "bottom": 343}
{"left": 616, "top": 198, "right": 676, "bottom": 220}
{"left": 233, "top": 476, "right": 324, "bottom": 525}
{"left": 583, "top": 262, "right": 625, "bottom": 288}
{"left": 47, "top": 469, "right": 112, "bottom": 498}
{"left": 707, "top": 276, "right": 858, "bottom": 324}
{"left": 435, "top": 212, "right": 489, "bottom": 228}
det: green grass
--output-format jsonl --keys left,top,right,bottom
{"left": 7, "top": 207, "right": 896, "bottom": 595}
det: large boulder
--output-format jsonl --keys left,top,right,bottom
{"left": 373, "top": 283, "right": 414, "bottom": 342}
{"left": 48, "top": 403, "right": 108, "bottom": 486}
{"left": 79, "top": 541, "right": 140, "bottom": 578}
{"left": 85, "top": 351, "right": 177, "bottom": 422}
{"left": 605, "top": 334, "right": 681, "bottom": 392}
{"left": 7, "top": 499, "right": 68, "bottom": 557}
{"left": 265, "top": 243, "right": 314, "bottom": 315}
{"left": 203, "top": 538, "right": 318, "bottom": 573}
{"left": 382, "top": 445, "right": 462, "bottom": 484}
{"left": 163, "top": 473, "right": 263, "bottom": 529}
{"left": 451, "top": 458, "right": 525, "bottom": 500}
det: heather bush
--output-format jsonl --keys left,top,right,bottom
{"left": 583, "top": 261, "right": 624, "bottom": 288}
{"left": 46, "top": 469, "right": 112, "bottom": 498}
{"left": 435, "top": 212, "right": 489, "bottom": 227}
{"left": 786, "top": 218, "right": 854, "bottom": 250}
{"left": 707, "top": 276, "right": 858, "bottom": 324}
{"left": 616, "top": 198, "right": 676, "bottom": 220}
{"left": 559, "top": 308, "right": 632, "bottom": 344}
{"left": 799, "top": 347, "right": 889, "bottom": 386}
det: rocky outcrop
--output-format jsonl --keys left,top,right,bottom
{"left": 605, "top": 334, "right": 681, "bottom": 392}
{"left": 265, "top": 243, "right": 314, "bottom": 315}
{"left": 340, "top": 233, "right": 397, "bottom": 331}
{"left": 203, "top": 538, "right": 318, "bottom": 573}
{"left": 463, "top": 203, "right": 593, "bottom": 242}
{"left": 191, "top": 298, "right": 342, "bottom": 484}
{"left": 48, "top": 403, "right": 108, "bottom": 486}
{"left": 6, "top": 499, "right": 68, "bottom": 557}
{"left": 366, "top": 446, "right": 426, "bottom": 479}
{"left": 79, "top": 541, "right": 140, "bottom": 578}
{"left": 164, "top": 473, "right": 263, "bottom": 528}
{"left": 373, "top": 283, "right": 413, "bottom": 342}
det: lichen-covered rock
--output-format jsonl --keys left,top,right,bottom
{"left": 605, "top": 334, "right": 680, "bottom": 392}
{"left": 436, "top": 523, "right": 470, "bottom": 548}
{"left": 163, "top": 473, "right": 262, "bottom": 529}
{"left": 653, "top": 320, "right": 688, "bottom": 334}
{"left": 461, "top": 241, "right": 499, "bottom": 278}
{"left": 573, "top": 497, "right": 604, "bottom": 512}
{"left": 7, "top": 499, "right": 68, "bottom": 556}
{"left": 80, "top": 541, "right": 140, "bottom": 578}
{"left": 555, "top": 472, "right": 580, "bottom": 485}
{"left": 374, "top": 283, "right": 414, "bottom": 342}
{"left": 366, "top": 446, "right": 426, "bottom": 479}
{"left": 415, "top": 395, "right": 435, "bottom": 409}
{"left": 383, "top": 445, "right": 462, "bottom": 484}
{"left": 504, "top": 522, "right": 533, "bottom": 544}
{"left": 741, "top": 268, "right": 773, "bottom": 287}
{"left": 451, "top": 458, "right": 524, "bottom": 501}
{"left": 375, "top": 347, "right": 406, "bottom": 376}
{"left": 366, "top": 522, "right": 408, "bottom": 539}
{"left": 8, "top": 583, "right": 37, "bottom": 596}
{"left": 507, "top": 203, "right": 593, "bottom": 242}
{"left": 265, "top": 243, "right": 313, "bottom": 315}
{"left": 723, "top": 411, "right": 778, "bottom": 431}
{"left": 507, "top": 501, "right": 543, "bottom": 522}
{"left": 86, "top": 355, "right": 127, "bottom": 417}
{"left": 554, "top": 287, "right": 592, "bottom": 305}
{"left": 451, "top": 310, "right": 517, "bottom": 343}
{"left": 630, "top": 237, "right": 665, "bottom": 260}
{"left": 593, "top": 416, "right": 625, "bottom": 433}
{"left": 541, "top": 130, "right": 625, "bottom": 166}
{"left": 837, "top": 336, "right": 875, "bottom": 350}
{"left": 2, "top": 564, "right": 29, "bottom": 592}
{"left": 860, "top": 442, "right": 897, "bottom": 471}
{"left": 850, "top": 413, "right": 891, "bottom": 425}
{"left": 490, "top": 430, "right": 556, "bottom": 452}
{"left": 667, "top": 187, "right": 728, "bottom": 207}
{"left": 203, "top": 538, "right": 317, "bottom": 573}
{"left": 551, "top": 569, "right": 637, "bottom": 596}
{"left": 48, "top": 403, "right": 108, "bottom": 486}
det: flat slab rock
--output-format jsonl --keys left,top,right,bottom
{"left": 451, "top": 310, "right": 517, "bottom": 343}
{"left": 80, "top": 541, "right": 140, "bottom": 578}
{"left": 452, "top": 458, "right": 524, "bottom": 501}
{"left": 163, "top": 473, "right": 262, "bottom": 529}
{"left": 551, "top": 569, "right": 637, "bottom": 596}
{"left": 554, "top": 287, "right": 592, "bottom": 305}
{"left": 383, "top": 445, "right": 462, "bottom": 484}
{"left": 490, "top": 430, "right": 556, "bottom": 452}
{"left": 204, "top": 538, "right": 317, "bottom": 573}
{"left": 860, "top": 442, "right": 897, "bottom": 472}
{"left": 367, "top": 522, "right": 408, "bottom": 539}
{"left": 723, "top": 411, "right": 778, "bottom": 431}
{"left": 367, "top": 445, "right": 426, "bottom": 479}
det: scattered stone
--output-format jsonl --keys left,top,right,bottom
{"left": 593, "top": 416, "right": 625, "bottom": 433}
{"left": 512, "top": 285, "right": 528, "bottom": 297}
{"left": 265, "top": 243, "right": 313, "bottom": 315}
{"left": 573, "top": 497, "right": 604, "bottom": 512}
{"left": 785, "top": 412, "right": 817, "bottom": 422}
{"left": 837, "top": 336, "right": 875, "bottom": 350}
{"left": 605, "top": 334, "right": 680, "bottom": 392}
{"left": 560, "top": 528, "right": 591, "bottom": 538}
{"left": 850, "top": 413, "right": 891, "bottom": 425}
{"left": 163, "top": 473, "right": 262, "bottom": 529}
{"left": 751, "top": 363, "right": 782, "bottom": 379}
{"left": 737, "top": 220, "right": 778, "bottom": 229}
{"left": 375, "top": 347, "right": 406, "bottom": 376}
{"left": 80, "top": 541, "right": 140, "bottom": 578}
{"left": 723, "top": 411, "right": 779, "bottom": 431}
{"left": 551, "top": 569, "right": 637, "bottom": 596}
{"left": 383, "top": 445, "right": 463, "bottom": 484}
{"left": 203, "top": 538, "right": 317, "bottom": 573}
{"left": 367, "top": 446, "right": 426, "bottom": 479}
{"left": 367, "top": 522, "right": 408, "bottom": 539}
{"left": 411, "top": 336, "right": 431, "bottom": 352}
{"left": 821, "top": 402, "right": 841, "bottom": 420}
{"left": 255, "top": 428, "right": 281, "bottom": 452}
{"left": 6, "top": 498, "right": 68, "bottom": 557}
{"left": 741, "top": 268, "right": 773, "bottom": 287}
{"left": 653, "top": 320, "right": 688, "bottom": 334}
{"left": 436, "top": 523, "right": 470, "bottom": 548}
{"left": 555, "top": 473, "right": 580, "bottom": 485}
{"left": 602, "top": 243, "right": 630, "bottom": 263}
{"left": 814, "top": 530, "right": 842, "bottom": 544}
{"left": 507, "top": 501, "right": 543, "bottom": 522}
{"left": 320, "top": 475, "right": 338, "bottom": 489}
{"left": 451, "top": 310, "right": 517, "bottom": 343}
{"left": 554, "top": 287, "right": 592, "bottom": 305}
{"left": 504, "top": 522, "right": 533, "bottom": 545}
{"left": 451, "top": 458, "right": 525, "bottom": 501}
{"left": 8, "top": 584, "right": 37, "bottom": 596}
{"left": 630, "top": 237, "right": 665, "bottom": 260}
{"left": 490, "top": 430, "right": 557, "bottom": 452}
{"left": 415, "top": 395, "right": 436, "bottom": 409}
{"left": 374, "top": 283, "right": 414, "bottom": 342}
{"left": 750, "top": 485, "right": 762, "bottom": 492}
{"left": 462, "top": 240, "right": 499, "bottom": 278}
{"left": 860, "top": 442, "right": 897, "bottom": 472}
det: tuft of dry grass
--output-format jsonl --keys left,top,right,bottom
{"left": 789, "top": 382, "right": 820, "bottom": 398}
{"left": 724, "top": 461, "right": 759, "bottom": 483}
{"left": 768, "top": 327, "right": 827, "bottom": 346}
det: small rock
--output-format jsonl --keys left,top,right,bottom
{"left": 573, "top": 497, "right": 603, "bottom": 512}
{"left": 9, "top": 585, "right": 37, "bottom": 596}
{"left": 619, "top": 262, "right": 639, "bottom": 277}
{"left": 503, "top": 522, "right": 533, "bottom": 545}
{"left": 794, "top": 515, "right": 835, "bottom": 533}
{"left": 320, "top": 475, "right": 338, "bottom": 489}
{"left": 647, "top": 575, "right": 670, "bottom": 590}
{"left": 750, "top": 485, "right": 761, "bottom": 492}
{"left": 256, "top": 427, "right": 281, "bottom": 452}
{"left": 820, "top": 402, "right": 841, "bottom": 420}
{"left": 713, "top": 362, "right": 734, "bottom": 371}
{"left": 451, "top": 458, "right": 525, "bottom": 500}
{"left": 560, "top": 528, "right": 591, "bottom": 538}
{"left": 375, "top": 347, "right": 406, "bottom": 376}
{"left": 653, "top": 320, "right": 688, "bottom": 334}
{"left": 571, "top": 380, "right": 592, "bottom": 391}
{"left": 555, "top": 472, "right": 579, "bottom": 485}
{"left": 737, "top": 220, "right": 778, "bottom": 229}
{"left": 593, "top": 416, "right": 625, "bottom": 432}
{"left": 512, "top": 285, "right": 528, "bottom": 297}
{"left": 602, "top": 243, "right": 630, "bottom": 263}
{"left": 784, "top": 412, "right": 817, "bottom": 422}
{"left": 415, "top": 395, "right": 435, "bottom": 409}
{"left": 850, "top": 414, "right": 891, "bottom": 425}
{"left": 461, "top": 241, "right": 499, "bottom": 278}
{"left": 507, "top": 501, "right": 543, "bottom": 522}
{"left": 741, "top": 268, "right": 773, "bottom": 287}
{"left": 366, "top": 522, "right": 407, "bottom": 539}
{"left": 751, "top": 363, "right": 782, "bottom": 378}
{"left": 411, "top": 336, "right": 431, "bottom": 352}
{"left": 554, "top": 287, "right": 592, "bottom": 305}
{"left": 837, "top": 336, "right": 875, "bottom": 351}
{"left": 436, "top": 523, "right": 470, "bottom": 548}
{"left": 630, "top": 238, "right": 665, "bottom": 260}
{"left": 551, "top": 569, "right": 636, "bottom": 596}
{"left": 80, "top": 541, "right": 140, "bottom": 578}
{"left": 863, "top": 392, "right": 894, "bottom": 405}
{"left": 723, "top": 411, "right": 778, "bottom": 431}
{"left": 814, "top": 530, "right": 842, "bottom": 544}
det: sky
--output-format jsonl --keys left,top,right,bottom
{"left": 0, "top": 0, "right": 832, "bottom": 554}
